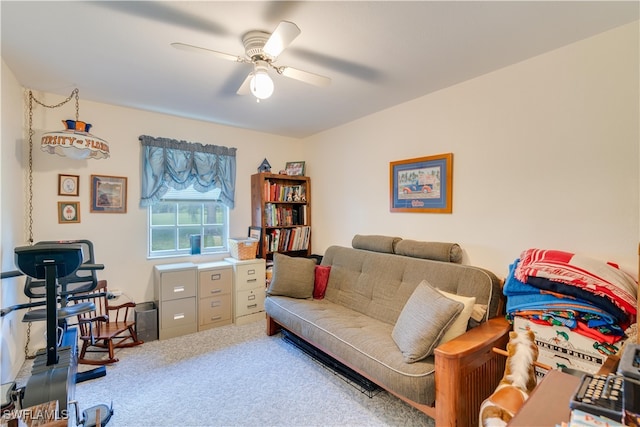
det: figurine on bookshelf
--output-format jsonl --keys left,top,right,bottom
{"left": 258, "top": 158, "right": 271, "bottom": 173}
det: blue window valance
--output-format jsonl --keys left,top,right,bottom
{"left": 139, "top": 135, "right": 236, "bottom": 208}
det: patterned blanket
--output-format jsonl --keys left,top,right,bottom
{"left": 504, "top": 260, "right": 627, "bottom": 344}
{"left": 515, "top": 248, "right": 637, "bottom": 317}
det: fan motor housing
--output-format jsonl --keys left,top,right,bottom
{"left": 242, "top": 31, "right": 272, "bottom": 61}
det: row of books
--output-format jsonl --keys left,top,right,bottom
{"left": 263, "top": 180, "right": 307, "bottom": 202}
{"left": 265, "top": 203, "right": 307, "bottom": 227}
{"left": 265, "top": 226, "right": 310, "bottom": 253}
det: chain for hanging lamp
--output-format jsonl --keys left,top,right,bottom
{"left": 23, "top": 88, "right": 110, "bottom": 359}
{"left": 30, "top": 88, "right": 110, "bottom": 160}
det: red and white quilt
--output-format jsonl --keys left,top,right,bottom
{"left": 515, "top": 248, "right": 637, "bottom": 316}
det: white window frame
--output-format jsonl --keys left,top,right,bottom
{"left": 147, "top": 187, "right": 229, "bottom": 258}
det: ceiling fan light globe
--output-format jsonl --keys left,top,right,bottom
{"left": 250, "top": 70, "right": 274, "bottom": 100}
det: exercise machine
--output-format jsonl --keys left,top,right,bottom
{"left": 1, "top": 241, "right": 113, "bottom": 426}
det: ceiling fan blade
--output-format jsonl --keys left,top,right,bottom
{"left": 263, "top": 21, "right": 301, "bottom": 58}
{"left": 236, "top": 73, "right": 252, "bottom": 95}
{"left": 280, "top": 66, "right": 331, "bottom": 87}
{"left": 171, "top": 42, "right": 243, "bottom": 63}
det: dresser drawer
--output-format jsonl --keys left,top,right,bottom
{"left": 199, "top": 269, "right": 232, "bottom": 296}
{"left": 236, "top": 288, "right": 265, "bottom": 317}
{"left": 199, "top": 294, "right": 232, "bottom": 326}
{"left": 160, "top": 270, "right": 197, "bottom": 301}
{"left": 160, "top": 297, "right": 196, "bottom": 329}
{"left": 235, "top": 264, "right": 265, "bottom": 291}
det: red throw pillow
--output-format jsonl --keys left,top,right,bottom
{"left": 313, "top": 265, "right": 331, "bottom": 299}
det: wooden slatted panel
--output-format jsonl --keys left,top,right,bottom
{"left": 460, "top": 352, "right": 507, "bottom": 427}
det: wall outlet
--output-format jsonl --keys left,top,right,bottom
{"left": 110, "top": 289, "right": 123, "bottom": 297}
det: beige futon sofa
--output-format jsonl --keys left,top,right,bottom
{"left": 265, "top": 235, "right": 510, "bottom": 427}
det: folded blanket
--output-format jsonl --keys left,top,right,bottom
{"left": 515, "top": 249, "right": 637, "bottom": 316}
{"left": 506, "top": 293, "right": 618, "bottom": 327}
{"left": 504, "top": 259, "right": 626, "bottom": 344}
{"left": 527, "top": 276, "right": 628, "bottom": 324}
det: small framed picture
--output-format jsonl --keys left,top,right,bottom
{"left": 90, "top": 175, "right": 127, "bottom": 213}
{"left": 58, "top": 174, "right": 79, "bottom": 196}
{"left": 285, "top": 161, "right": 305, "bottom": 176}
{"left": 58, "top": 201, "right": 80, "bottom": 223}
{"left": 248, "top": 226, "right": 263, "bottom": 258}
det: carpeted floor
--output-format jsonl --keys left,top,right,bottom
{"left": 17, "top": 319, "right": 434, "bottom": 427}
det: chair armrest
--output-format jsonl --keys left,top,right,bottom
{"left": 78, "top": 315, "right": 109, "bottom": 324}
{"left": 106, "top": 301, "right": 136, "bottom": 310}
{"left": 433, "top": 316, "right": 511, "bottom": 427}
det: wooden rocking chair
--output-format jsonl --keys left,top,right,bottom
{"left": 74, "top": 279, "right": 143, "bottom": 365}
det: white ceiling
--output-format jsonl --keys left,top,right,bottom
{"left": 2, "top": 1, "right": 638, "bottom": 138}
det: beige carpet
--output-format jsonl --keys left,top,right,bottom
{"left": 16, "top": 319, "right": 434, "bottom": 427}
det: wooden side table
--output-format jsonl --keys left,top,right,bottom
{"left": 508, "top": 369, "right": 581, "bottom": 426}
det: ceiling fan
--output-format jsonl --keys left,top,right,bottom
{"left": 171, "top": 21, "right": 331, "bottom": 101}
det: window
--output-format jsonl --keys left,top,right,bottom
{"left": 148, "top": 187, "right": 228, "bottom": 258}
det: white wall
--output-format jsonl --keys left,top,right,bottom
{"left": 1, "top": 60, "right": 29, "bottom": 381}
{"left": 306, "top": 21, "right": 639, "bottom": 280}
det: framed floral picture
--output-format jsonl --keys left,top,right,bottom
{"left": 90, "top": 174, "right": 127, "bottom": 213}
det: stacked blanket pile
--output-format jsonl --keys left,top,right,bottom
{"left": 504, "top": 248, "right": 637, "bottom": 345}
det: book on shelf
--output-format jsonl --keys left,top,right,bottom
{"left": 264, "top": 204, "right": 307, "bottom": 227}
{"left": 262, "top": 180, "right": 306, "bottom": 202}
{"left": 265, "top": 226, "right": 310, "bottom": 253}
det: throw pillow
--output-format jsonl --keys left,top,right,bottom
{"left": 267, "top": 253, "right": 316, "bottom": 299}
{"left": 392, "top": 280, "right": 463, "bottom": 363}
{"left": 393, "top": 240, "right": 463, "bottom": 263}
{"left": 313, "top": 265, "right": 331, "bottom": 299}
{"left": 351, "top": 234, "right": 402, "bottom": 254}
{"left": 436, "top": 290, "right": 476, "bottom": 344}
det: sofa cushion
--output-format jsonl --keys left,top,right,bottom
{"left": 351, "top": 234, "right": 402, "bottom": 254}
{"left": 392, "top": 280, "right": 463, "bottom": 363}
{"left": 437, "top": 289, "right": 476, "bottom": 344}
{"left": 267, "top": 253, "right": 316, "bottom": 299}
{"left": 313, "top": 265, "right": 331, "bottom": 299}
{"left": 265, "top": 295, "right": 439, "bottom": 405}
{"left": 394, "top": 239, "right": 463, "bottom": 263}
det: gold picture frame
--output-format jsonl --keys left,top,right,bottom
{"left": 58, "top": 174, "right": 79, "bottom": 196}
{"left": 58, "top": 201, "right": 81, "bottom": 223}
{"left": 390, "top": 153, "right": 453, "bottom": 213}
{"left": 90, "top": 174, "right": 127, "bottom": 213}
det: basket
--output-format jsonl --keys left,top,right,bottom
{"left": 229, "top": 237, "right": 258, "bottom": 260}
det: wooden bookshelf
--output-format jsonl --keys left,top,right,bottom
{"left": 251, "top": 173, "right": 311, "bottom": 260}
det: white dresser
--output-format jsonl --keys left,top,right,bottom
{"left": 224, "top": 257, "right": 266, "bottom": 325}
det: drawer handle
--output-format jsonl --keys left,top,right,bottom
{"left": 173, "top": 313, "right": 185, "bottom": 320}
{"left": 247, "top": 304, "right": 257, "bottom": 309}
{"left": 173, "top": 285, "right": 185, "bottom": 293}
{"left": 210, "top": 316, "right": 222, "bottom": 321}
{"left": 247, "top": 269, "right": 255, "bottom": 275}
{"left": 248, "top": 294, "right": 256, "bottom": 301}
{"left": 211, "top": 273, "right": 221, "bottom": 281}
{"left": 210, "top": 289, "right": 222, "bottom": 294}
{"left": 247, "top": 278, "right": 257, "bottom": 283}
{"left": 210, "top": 301, "right": 221, "bottom": 308}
